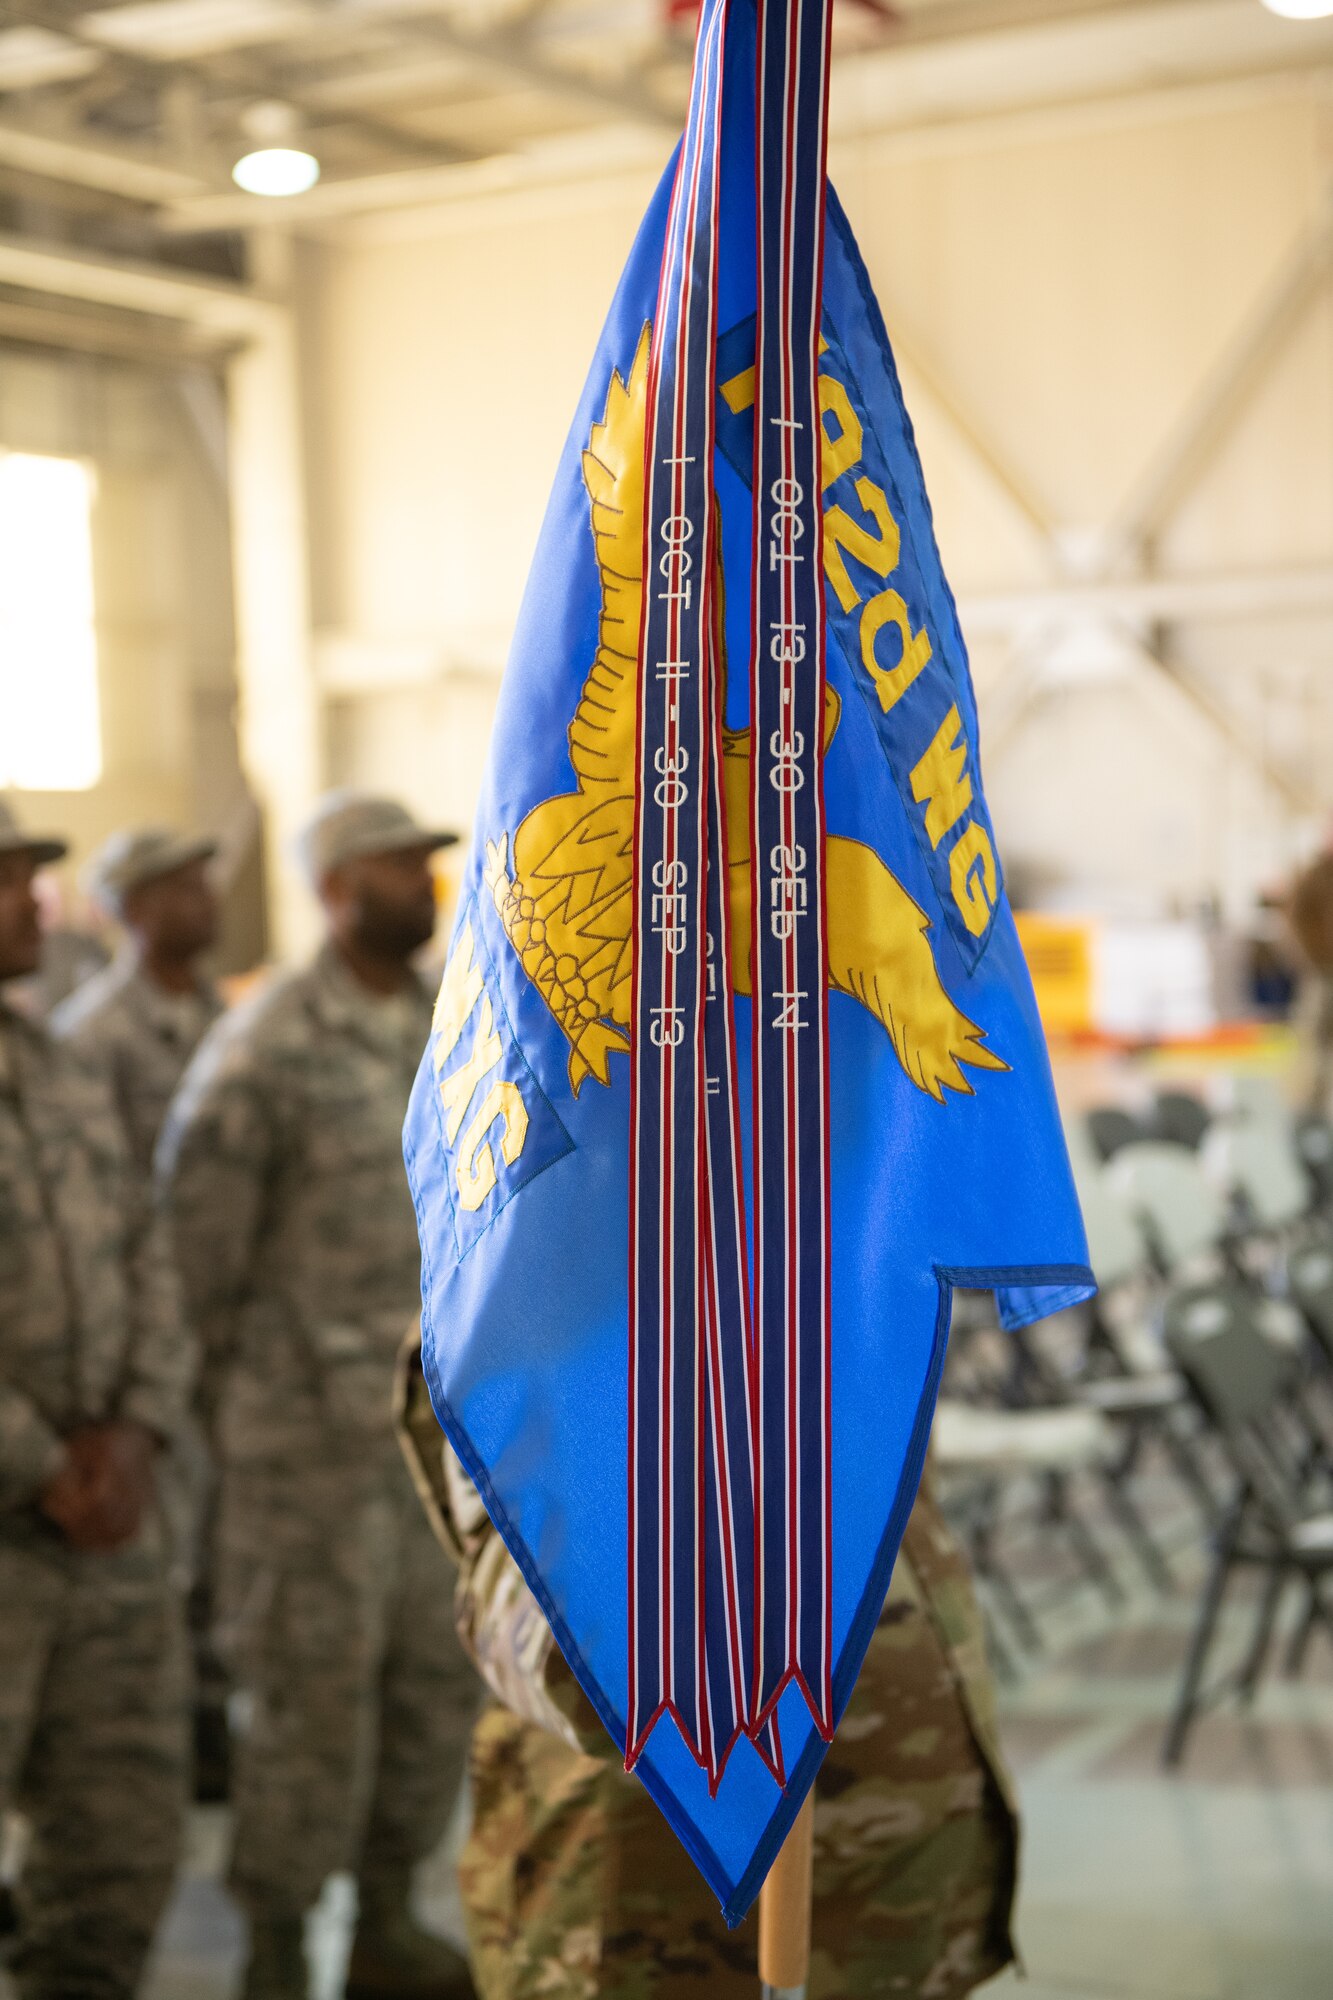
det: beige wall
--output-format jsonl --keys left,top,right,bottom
{"left": 296, "top": 177, "right": 658, "bottom": 839}
{"left": 297, "top": 72, "right": 1333, "bottom": 917}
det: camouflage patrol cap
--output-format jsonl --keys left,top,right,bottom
{"left": 297, "top": 790, "right": 458, "bottom": 887}
{"left": 86, "top": 827, "right": 218, "bottom": 916}
{"left": 0, "top": 796, "right": 68, "bottom": 868}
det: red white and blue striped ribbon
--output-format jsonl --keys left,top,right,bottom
{"left": 628, "top": 0, "right": 740, "bottom": 1784}
{"left": 749, "top": 0, "right": 835, "bottom": 1746}
{"left": 628, "top": 0, "right": 834, "bottom": 1789}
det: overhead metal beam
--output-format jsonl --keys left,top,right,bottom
{"left": 1120, "top": 628, "right": 1320, "bottom": 816}
{"left": 0, "top": 293, "right": 222, "bottom": 362}
{"left": 978, "top": 624, "right": 1326, "bottom": 813}
{"left": 971, "top": 640, "right": 1057, "bottom": 770}
{"left": 879, "top": 0, "right": 1175, "bottom": 48}
{"left": 0, "top": 119, "right": 206, "bottom": 204}
{"left": 3, "top": 0, "right": 1332, "bottom": 229}
{"left": 0, "top": 0, "right": 473, "bottom": 173}
{"left": 0, "top": 231, "right": 275, "bottom": 334}
{"left": 834, "top": 0, "right": 1333, "bottom": 147}
{"left": 1111, "top": 196, "right": 1333, "bottom": 555}
{"left": 378, "top": 4, "right": 679, "bottom": 132}
{"left": 885, "top": 303, "right": 1055, "bottom": 546}
{"left": 177, "top": 65, "right": 1333, "bottom": 237}
{"left": 958, "top": 564, "right": 1333, "bottom": 638}
{"left": 157, "top": 123, "right": 666, "bottom": 233}
{"left": 147, "top": 2, "right": 1333, "bottom": 233}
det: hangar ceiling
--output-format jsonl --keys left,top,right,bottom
{"left": 0, "top": 1, "right": 1331, "bottom": 261}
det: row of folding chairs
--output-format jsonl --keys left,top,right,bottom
{"left": 935, "top": 1079, "right": 1333, "bottom": 1761}
{"left": 1082, "top": 1073, "right": 1318, "bottom": 1165}
{"left": 1087, "top": 1092, "right": 1333, "bottom": 1761}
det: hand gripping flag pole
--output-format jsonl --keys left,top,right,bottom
{"left": 405, "top": 0, "right": 1095, "bottom": 1930}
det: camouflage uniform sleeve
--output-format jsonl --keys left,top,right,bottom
{"left": 0, "top": 1067, "right": 67, "bottom": 1502}
{"left": 116, "top": 1206, "right": 193, "bottom": 1446}
{"left": 52, "top": 1006, "right": 128, "bottom": 1132}
{"left": 155, "top": 1021, "right": 276, "bottom": 1437}
{"left": 395, "top": 1330, "right": 616, "bottom": 1762}
{"left": 0, "top": 1382, "right": 66, "bottom": 1508}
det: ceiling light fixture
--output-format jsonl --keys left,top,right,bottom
{"left": 1260, "top": 2, "right": 1333, "bottom": 20}
{"left": 232, "top": 99, "right": 320, "bottom": 198}
{"left": 232, "top": 146, "right": 319, "bottom": 197}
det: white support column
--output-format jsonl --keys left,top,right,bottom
{"left": 225, "top": 232, "right": 322, "bottom": 961}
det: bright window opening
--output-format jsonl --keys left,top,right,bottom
{"left": 0, "top": 451, "right": 102, "bottom": 791}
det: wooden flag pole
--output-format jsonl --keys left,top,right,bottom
{"left": 758, "top": 1791, "right": 815, "bottom": 1999}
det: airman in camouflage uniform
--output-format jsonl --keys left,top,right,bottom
{"left": 52, "top": 827, "right": 223, "bottom": 1178}
{"left": 0, "top": 798, "right": 191, "bottom": 2000}
{"left": 157, "top": 793, "right": 477, "bottom": 2000}
{"left": 398, "top": 1335, "right": 1019, "bottom": 2000}
{"left": 52, "top": 827, "right": 229, "bottom": 1800}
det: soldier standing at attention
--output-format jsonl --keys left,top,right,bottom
{"left": 51, "top": 827, "right": 223, "bottom": 1178}
{"left": 157, "top": 792, "right": 477, "bottom": 2000}
{"left": 0, "top": 798, "right": 191, "bottom": 1999}
{"left": 52, "top": 829, "right": 227, "bottom": 1801}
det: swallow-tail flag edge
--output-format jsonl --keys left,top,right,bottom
{"left": 405, "top": 0, "right": 1094, "bottom": 1927}
{"left": 410, "top": 1254, "right": 1092, "bottom": 1927}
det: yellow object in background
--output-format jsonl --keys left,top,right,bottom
{"left": 1014, "top": 912, "right": 1095, "bottom": 1037}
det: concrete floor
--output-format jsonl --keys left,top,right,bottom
{"left": 976, "top": 1490, "right": 1333, "bottom": 2000}
{"left": 141, "top": 1810, "right": 469, "bottom": 2000}
{"left": 986, "top": 1653, "right": 1333, "bottom": 2000}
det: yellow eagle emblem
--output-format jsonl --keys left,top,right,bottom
{"left": 485, "top": 327, "right": 1006, "bottom": 1102}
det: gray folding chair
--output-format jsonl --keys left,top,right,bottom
{"left": 1201, "top": 1117, "right": 1313, "bottom": 1238}
{"left": 1277, "top": 1235, "right": 1333, "bottom": 1494}
{"left": 1217, "top": 1073, "right": 1295, "bottom": 1130}
{"left": 1152, "top": 1089, "right": 1211, "bottom": 1151}
{"left": 931, "top": 1399, "right": 1126, "bottom": 1653}
{"left": 1294, "top": 1115, "right": 1333, "bottom": 1209}
{"left": 1161, "top": 1282, "right": 1333, "bottom": 1766}
{"left": 1086, "top": 1105, "right": 1148, "bottom": 1163}
{"left": 1109, "top": 1140, "right": 1229, "bottom": 1277}
{"left": 944, "top": 1152, "right": 1189, "bottom": 1598}
{"left": 1068, "top": 1159, "right": 1216, "bottom": 1536}
{"left": 1287, "top": 1236, "right": 1333, "bottom": 1377}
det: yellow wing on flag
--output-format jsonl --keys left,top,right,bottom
{"left": 485, "top": 328, "right": 651, "bottom": 1093}
{"left": 487, "top": 328, "right": 1006, "bottom": 1103}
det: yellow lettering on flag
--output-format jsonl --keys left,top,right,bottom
{"left": 719, "top": 336, "right": 827, "bottom": 419}
{"left": 911, "top": 705, "right": 974, "bottom": 850}
{"left": 817, "top": 376, "right": 863, "bottom": 492}
{"left": 433, "top": 921, "right": 485, "bottom": 1061}
{"left": 859, "top": 589, "right": 933, "bottom": 713}
{"left": 823, "top": 477, "right": 901, "bottom": 613}
{"left": 439, "top": 994, "right": 504, "bottom": 1145}
{"left": 456, "top": 1080, "right": 530, "bottom": 1212}
{"left": 719, "top": 363, "right": 756, "bottom": 415}
{"left": 949, "top": 823, "right": 999, "bottom": 939}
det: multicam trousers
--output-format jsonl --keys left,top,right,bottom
{"left": 460, "top": 1488, "right": 1018, "bottom": 2000}
{"left": 0, "top": 1519, "right": 188, "bottom": 2000}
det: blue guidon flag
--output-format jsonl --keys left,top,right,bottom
{"left": 405, "top": 0, "right": 1094, "bottom": 1924}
